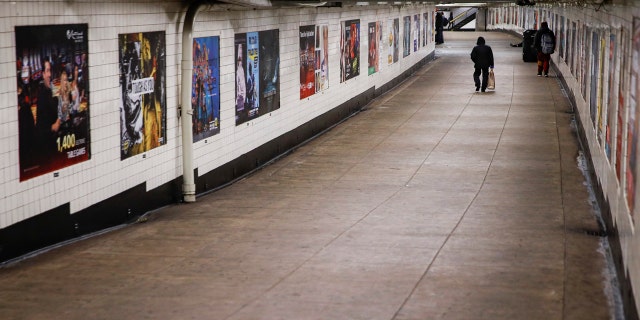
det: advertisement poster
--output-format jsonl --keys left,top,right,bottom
{"left": 300, "top": 25, "right": 329, "bottom": 99}
{"left": 423, "top": 12, "right": 428, "bottom": 47}
{"left": 402, "top": 16, "right": 411, "bottom": 58}
{"left": 119, "top": 31, "right": 166, "bottom": 160}
{"left": 300, "top": 25, "right": 316, "bottom": 99}
{"left": 559, "top": 16, "right": 565, "bottom": 60}
{"left": 192, "top": 36, "right": 220, "bottom": 142}
{"left": 606, "top": 32, "right": 618, "bottom": 161}
{"left": 16, "top": 24, "right": 90, "bottom": 181}
{"left": 590, "top": 30, "right": 599, "bottom": 128}
{"left": 340, "top": 19, "right": 360, "bottom": 83}
{"left": 388, "top": 18, "right": 399, "bottom": 65}
{"left": 368, "top": 22, "right": 379, "bottom": 75}
{"left": 628, "top": 18, "right": 640, "bottom": 215}
{"left": 617, "top": 28, "right": 628, "bottom": 181}
{"left": 413, "top": 14, "right": 420, "bottom": 52}
{"left": 235, "top": 29, "right": 280, "bottom": 125}
{"left": 317, "top": 25, "right": 329, "bottom": 92}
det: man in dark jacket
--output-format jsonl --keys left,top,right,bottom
{"left": 470, "top": 36, "right": 494, "bottom": 92}
{"left": 435, "top": 12, "right": 444, "bottom": 44}
{"left": 534, "top": 21, "right": 556, "bottom": 77}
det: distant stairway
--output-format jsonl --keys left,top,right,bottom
{"left": 450, "top": 8, "right": 477, "bottom": 31}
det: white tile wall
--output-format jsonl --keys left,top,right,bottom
{"left": 0, "top": 1, "right": 435, "bottom": 230}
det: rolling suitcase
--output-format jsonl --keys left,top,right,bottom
{"left": 522, "top": 29, "right": 537, "bottom": 62}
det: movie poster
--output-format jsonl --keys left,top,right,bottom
{"left": 368, "top": 22, "right": 380, "bottom": 75}
{"left": 300, "top": 25, "right": 316, "bottom": 99}
{"left": 192, "top": 36, "right": 220, "bottom": 142}
{"left": 388, "top": 18, "right": 399, "bottom": 65}
{"left": 235, "top": 29, "right": 280, "bottom": 125}
{"left": 340, "top": 19, "right": 360, "bottom": 83}
{"left": 413, "top": 14, "right": 420, "bottom": 52}
{"left": 119, "top": 31, "right": 166, "bottom": 160}
{"left": 617, "top": 27, "right": 628, "bottom": 181}
{"left": 316, "top": 25, "right": 329, "bottom": 93}
{"left": 402, "top": 16, "right": 411, "bottom": 58}
{"left": 559, "top": 16, "right": 565, "bottom": 60}
{"left": 423, "top": 12, "right": 428, "bottom": 47}
{"left": 16, "top": 24, "right": 90, "bottom": 181}
{"left": 590, "top": 30, "right": 600, "bottom": 128}
{"left": 628, "top": 18, "right": 640, "bottom": 215}
{"left": 606, "top": 32, "right": 618, "bottom": 161}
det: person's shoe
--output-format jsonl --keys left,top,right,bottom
{"left": 476, "top": 86, "right": 480, "bottom": 92}
{"left": 544, "top": 73, "right": 549, "bottom": 77}
{"left": 481, "top": 89, "right": 486, "bottom": 92}
{"left": 537, "top": 73, "right": 542, "bottom": 77}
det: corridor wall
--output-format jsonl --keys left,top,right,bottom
{"left": 488, "top": 2, "right": 640, "bottom": 318}
{"left": 0, "top": 1, "right": 435, "bottom": 261}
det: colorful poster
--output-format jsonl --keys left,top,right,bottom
{"left": 235, "top": 29, "right": 280, "bottom": 125}
{"left": 300, "top": 25, "right": 316, "bottom": 99}
{"left": 628, "top": 18, "right": 640, "bottom": 215}
{"left": 317, "top": 25, "right": 329, "bottom": 93}
{"left": 606, "top": 32, "right": 618, "bottom": 161}
{"left": 340, "top": 19, "right": 360, "bottom": 82}
{"left": 16, "top": 24, "right": 90, "bottom": 181}
{"left": 119, "top": 31, "right": 166, "bottom": 160}
{"left": 368, "top": 22, "right": 380, "bottom": 75}
{"left": 387, "top": 18, "right": 399, "bottom": 65}
{"left": 617, "top": 27, "right": 628, "bottom": 181}
{"left": 413, "top": 14, "right": 420, "bottom": 52}
{"left": 402, "top": 16, "right": 411, "bottom": 58}
{"left": 192, "top": 36, "right": 220, "bottom": 142}
{"left": 300, "top": 25, "right": 329, "bottom": 98}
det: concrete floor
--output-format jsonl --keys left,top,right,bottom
{"left": 0, "top": 32, "right": 618, "bottom": 319}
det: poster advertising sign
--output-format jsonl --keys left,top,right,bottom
{"left": 340, "top": 19, "right": 360, "bottom": 83}
{"left": 368, "top": 22, "right": 380, "bottom": 75}
{"left": 16, "top": 24, "right": 90, "bottom": 181}
{"left": 300, "top": 25, "right": 316, "bottom": 99}
{"left": 628, "top": 18, "right": 640, "bottom": 215}
{"left": 388, "top": 18, "right": 399, "bottom": 65}
{"left": 235, "top": 29, "right": 280, "bottom": 125}
{"left": 402, "top": 16, "right": 411, "bottom": 58}
{"left": 413, "top": 14, "right": 420, "bottom": 52}
{"left": 192, "top": 36, "right": 220, "bottom": 142}
{"left": 119, "top": 31, "right": 167, "bottom": 160}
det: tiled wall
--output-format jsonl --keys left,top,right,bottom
{"left": 489, "top": 2, "right": 640, "bottom": 316}
{"left": 0, "top": 1, "right": 434, "bottom": 229}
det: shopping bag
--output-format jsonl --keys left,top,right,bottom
{"left": 487, "top": 69, "right": 495, "bottom": 90}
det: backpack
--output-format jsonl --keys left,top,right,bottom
{"left": 541, "top": 33, "right": 554, "bottom": 54}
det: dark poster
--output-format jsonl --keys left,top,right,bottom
{"left": 119, "top": 31, "right": 167, "bottom": 160}
{"left": 300, "top": 25, "right": 316, "bottom": 99}
{"left": 192, "top": 36, "right": 220, "bottom": 142}
{"left": 340, "top": 19, "right": 360, "bottom": 83}
{"left": 368, "top": 22, "right": 379, "bottom": 75}
{"left": 403, "top": 16, "right": 411, "bottom": 58}
{"left": 235, "top": 29, "right": 280, "bottom": 125}
{"left": 16, "top": 24, "right": 90, "bottom": 181}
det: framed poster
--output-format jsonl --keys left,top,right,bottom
{"left": 606, "top": 31, "right": 619, "bottom": 162}
{"left": 300, "top": 25, "right": 316, "bottom": 98}
{"left": 192, "top": 36, "right": 220, "bottom": 142}
{"left": 388, "top": 18, "right": 399, "bottom": 65}
{"left": 16, "top": 24, "right": 91, "bottom": 181}
{"left": 402, "top": 16, "right": 411, "bottom": 58}
{"left": 627, "top": 18, "right": 640, "bottom": 215}
{"left": 368, "top": 22, "right": 381, "bottom": 75}
{"left": 118, "top": 31, "right": 166, "bottom": 160}
{"left": 340, "top": 19, "right": 360, "bottom": 82}
{"left": 235, "top": 29, "right": 280, "bottom": 125}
